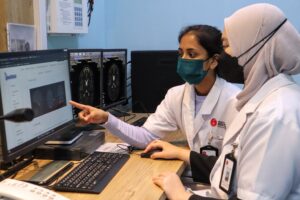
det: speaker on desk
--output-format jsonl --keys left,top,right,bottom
{"left": 131, "top": 50, "right": 184, "bottom": 113}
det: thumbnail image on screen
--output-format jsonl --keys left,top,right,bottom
{"left": 30, "top": 81, "right": 66, "bottom": 118}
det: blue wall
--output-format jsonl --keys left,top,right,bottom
{"left": 48, "top": 0, "right": 300, "bottom": 81}
{"left": 48, "top": 0, "right": 300, "bottom": 50}
{"left": 104, "top": 0, "right": 300, "bottom": 51}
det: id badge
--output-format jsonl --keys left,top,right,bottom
{"left": 219, "top": 153, "right": 236, "bottom": 194}
{"left": 200, "top": 145, "right": 218, "bottom": 157}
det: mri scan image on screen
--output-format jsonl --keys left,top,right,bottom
{"left": 69, "top": 49, "right": 102, "bottom": 114}
{"left": 101, "top": 49, "right": 127, "bottom": 110}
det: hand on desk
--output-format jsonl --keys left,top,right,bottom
{"left": 148, "top": 141, "right": 192, "bottom": 200}
{"left": 69, "top": 100, "right": 109, "bottom": 125}
{"left": 144, "top": 140, "right": 190, "bottom": 163}
{"left": 153, "top": 172, "right": 192, "bottom": 200}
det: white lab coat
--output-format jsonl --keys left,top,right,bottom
{"left": 143, "top": 76, "right": 240, "bottom": 153}
{"left": 206, "top": 74, "right": 300, "bottom": 200}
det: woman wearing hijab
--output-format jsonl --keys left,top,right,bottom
{"left": 150, "top": 3, "right": 300, "bottom": 200}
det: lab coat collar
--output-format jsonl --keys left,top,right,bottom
{"left": 198, "top": 76, "right": 223, "bottom": 115}
{"left": 182, "top": 83, "right": 196, "bottom": 148}
{"left": 193, "top": 77, "right": 223, "bottom": 136}
{"left": 182, "top": 77, "right": 224, "bottom": 148}
{"left": 222, "top": 74, "right": 295, "bottom": 146}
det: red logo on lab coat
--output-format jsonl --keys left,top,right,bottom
{"left": 210, "top": 118, "right": 217, "bottom": 127}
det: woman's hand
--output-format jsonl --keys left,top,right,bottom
{"left": 153, "top": 172, "right": 192, "bottom": 200}
{"left": 144, "top": 140, "right": 190, "bottom": 162}
{"left": 69, "top": 100, "right": 109, "bottom": 125}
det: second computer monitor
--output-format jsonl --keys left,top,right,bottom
{"left": 101, "top": 49, "right": 127, "bottom": 110}
{"left": 131, "top": 50, "right": 184, "bottom": 113}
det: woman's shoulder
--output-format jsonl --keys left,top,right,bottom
{"left": 217, "top": 77, "right": 241, "bottom": 97}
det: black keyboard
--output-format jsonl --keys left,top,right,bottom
{"left": 53, "top": 151, "right": 129, "bottom": 194}
{"left": 131, "top": 116, "right": 148, "bottom": 126}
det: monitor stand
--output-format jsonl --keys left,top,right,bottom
{"left": 45, "top": 130, "right": 83, "bottom": 145}
{"left": 45, "top": 123, "right": 104, "bottom": 145}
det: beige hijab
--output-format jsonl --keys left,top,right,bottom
{"left": 225, "top": 3, "right": 300, "bottom": 110}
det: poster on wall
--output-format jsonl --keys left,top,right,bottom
{"left": 6, "top": 23, "right": 36, "bottom": 52}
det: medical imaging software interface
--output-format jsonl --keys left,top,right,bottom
{"left": 0, "top": 51, "right": 73, "bottom": 152}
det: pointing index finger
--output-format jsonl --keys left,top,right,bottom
{"left": 69, "top": 100, "right": 89, "bottom": 110}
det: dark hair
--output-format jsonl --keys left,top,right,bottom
{"left": 178, "top": 25, "right": 222, "bottom": 57}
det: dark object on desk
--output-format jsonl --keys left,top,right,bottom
{"left": 80, "top": 123, "right": 105, "bottom": 131}
{"left": 34, "top": 130, "right": 105, "bottom": 161}
{"left": 131, "top": 116, "right": 148, "bottom": 126}
{"left": 45, "top": 124, "right": 105, "bottom": 145}
{"left": 24, "top": 160, "right": 74, "bottom": 185}
{"left": 45, "top": 129, "right": 84, "bottom": 145}
{"left": 140, "top": 149, "right": 162, "bottom": 158}
{"left": 108, "top": 108, "right": 130, "bottom": 118}
{"left": 54, "top": 151, "right": 129, "bottom": 194}
{"left": 0, "top": 156, "right": 34, "bottom": 181}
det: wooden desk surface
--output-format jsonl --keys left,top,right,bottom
{"left": 59, "top": 154, "right": 185, "bottom": 200}
{"left": 17, "top": 113, "right": 187, "bottom": 200}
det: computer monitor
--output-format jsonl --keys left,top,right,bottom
{"left": 131, "top": 50, "right": 184, "bottom": 113}
{"left": 0, "top": 49, "right": 74, "bottom": 165}
{"left": 101, "top": 49, "right": 127, "bottom": 110}
{"left": 68, "top": 49, "right": 102, "bottom": 115}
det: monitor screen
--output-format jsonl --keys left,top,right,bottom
{"left": 68, "top": 49, "right": 102, "bottom": 112}
{"left": 101, "top": 49, "right": 127, "bottom": 110}
{"left": 131, "top": 50, "right": 184, "bottom": 113}
{"left": 0, "top": 49, "right": 74, "bottom": 162}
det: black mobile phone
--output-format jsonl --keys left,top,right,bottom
{"left": 25, "top": 160, "right": 73, "bottom": 185}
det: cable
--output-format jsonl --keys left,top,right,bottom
{"left": 124, "top": 113, "right": 136, "bottom": 122}
{"left": 87, "top": 0, "right": 94, "bottom": 26}
{"left": 116, "top": 143, "right": 142, "bottom": 155}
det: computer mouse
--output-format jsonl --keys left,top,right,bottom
{"left": 140, "top": 149, "right": 162, "bottom": 158}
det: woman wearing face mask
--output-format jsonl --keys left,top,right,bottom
{"left": 151, "top": 3, "right": 300, "bottom": 200}
{"left": 70, "top": 25, "right": 240, "bottom": 162}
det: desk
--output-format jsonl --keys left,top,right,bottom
{"left": 60, "top": 154, "right": 185, "bottom": 200}
{"left": 16, "top": 113, "right": 187, "bottom": 200}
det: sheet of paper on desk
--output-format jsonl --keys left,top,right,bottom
{"left": 96, "top": 142, "right": 129, "bottom": 154}
{"left": 191, "top": 188, "right": 211, "bottom": 197}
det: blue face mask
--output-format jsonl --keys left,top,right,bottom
{"left": 177, "top": 57, "right": 208, "bottom": 84}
